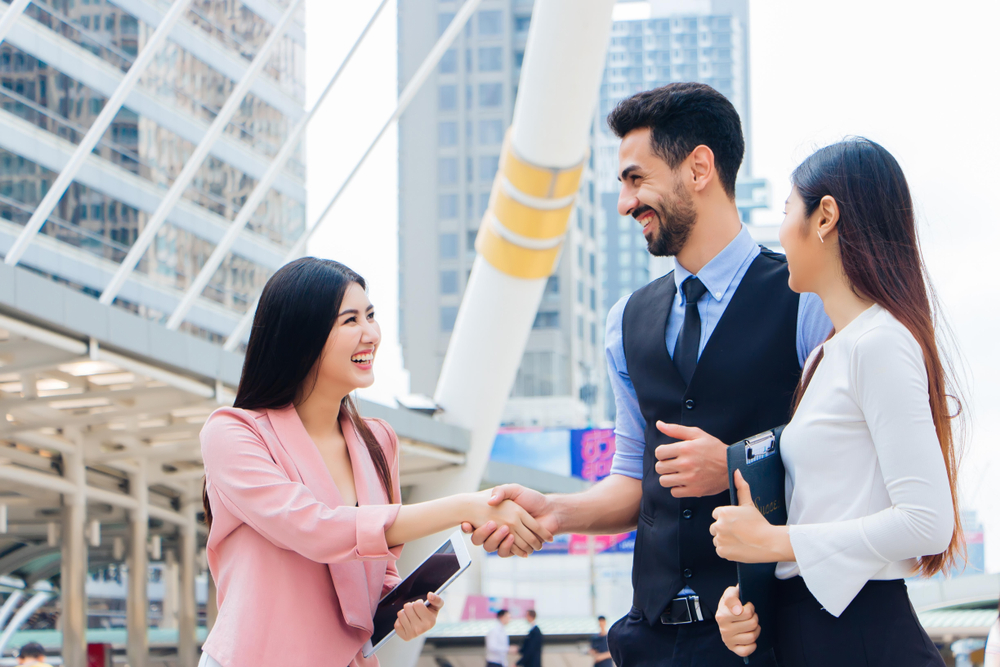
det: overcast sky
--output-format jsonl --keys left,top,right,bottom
{"left": 303, "top": 0, "right": 1000, "bottom": 569}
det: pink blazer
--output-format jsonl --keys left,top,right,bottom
{"left": 200, "top": 405, "right": 403, "bottom": 666}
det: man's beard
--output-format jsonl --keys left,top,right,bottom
{"left": 637, "top": 182, "right": 697, "bottom": 257}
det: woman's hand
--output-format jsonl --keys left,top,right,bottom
{"left": 716, "top": 585, "right": 759, "bottom": 658}
{"left": 710, "top": 470, "right": 794, "bottom": 563}
{"left": 466, "top": 491, "right": 554, "bottom": 557}
{"left": 394, "top": 592, "right": 444, "bottom": 641}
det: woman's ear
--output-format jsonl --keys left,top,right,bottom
{"left": 816, "top": 194, "right": 840, "bottom": 243}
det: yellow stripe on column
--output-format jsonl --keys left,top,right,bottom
{"left": 500, "top": 134, "right": 585, "bottom": 199}
{"left": 475, "top": 223, "right": 563, "bottom": 280}
{"left": 491, "top": 186, "right": 574, "bottom": 240}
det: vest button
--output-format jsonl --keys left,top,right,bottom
{"left": 682, "top": 509, "right": 693, "bottom": 519}
{"left": 683, "top": 568, "right": 693, "bottom": 579}
{"left": 685, "top": 399, "right": 695, "bottom": 410}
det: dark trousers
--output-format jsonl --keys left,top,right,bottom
{"left": 774, "top": 577, "right": 943, "bottom": 667}
{"left": 608, "top": 606, "right": 778, "bottom": 667}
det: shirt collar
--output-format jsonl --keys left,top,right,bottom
{"left": 674, "top": 224, "right": 758, "bottom": 303}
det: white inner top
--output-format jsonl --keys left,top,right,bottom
{"left": 776, "top": 304, "right": 954, "bottom": 617}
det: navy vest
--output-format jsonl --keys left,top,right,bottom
{"left": 621, "top": 249, "right": 801, "bottom": 624}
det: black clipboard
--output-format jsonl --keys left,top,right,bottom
{"left": 726, "top": 425, "right": 787, "bottom": 659}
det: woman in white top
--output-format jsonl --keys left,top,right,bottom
{"left": 709, "top": 138, "right": 962, "bottom": 666}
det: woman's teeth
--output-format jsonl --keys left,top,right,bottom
{"left": 351, "top": 353, "right": 374, "bottom": 364}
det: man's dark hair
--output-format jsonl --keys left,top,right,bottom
{"left": 526, "top": 609, "right": 536, "bottom": 620}
{"left": 18, "top": 642, "right": 46, "bottom": 658}
{"left": 497, "top": 609, "right": 510, "bottom": 619}
{"left": 597, "top": 615, "right": 606, "bottom": 622}
{"left": 607, "top": 82, "right": 744, "bottom": 198}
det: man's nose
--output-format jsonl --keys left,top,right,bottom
{"left": 618, "top": 189, "right": 638, "bottom": 217}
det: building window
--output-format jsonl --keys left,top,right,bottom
{"left": 478, "top": 47, "right": 503, "bottom": 72}
{"left": 590, "top": 288, "right": 596, "bottom": 310}
{"left": 439, "top": 194, "right": 459, "bottom": 219}
{"left": 577, "top": 281, "right": 584, "bottom": 304}
{"left": 438, "top": 85, "right": 457, "bottom": 111}
{"left": 439, "top": 49, "right": 457, "bottom": 73}
{"left": 479, "top": 119, "right": 504, "bottom": 145}
{"left": 440, "top": 270, "right": 459, "bottom": 295}
{"left": 479, "top": 192, "right": 491, "bottom": 216}
{"left": 438, "top": 121, "right": 458, "bottom": 147}
{"left": 479, "top": 83, "right": 503, "bottom": 108}
{"left": 577, "top": 209, "right": 584, "bottom": 230}
{"left": 545, "top": 275, "right": 559, "bottom": 294}
{"left": 589, "top": 253, "right": 596, "bottom": 276}
{"left": 577, "top": 246, "right": 583, "bottom": 267}
{"left": 514, "top": 15, "right": 530, "bottom": 32}
{"left": 512, "top": 351, "right": 556, "bottom": 397}
{"left": 478, "top": 10, "right": 502, "bottom": 36}
{"left": 440, "top": 233, "right": 459, "bottom": 259}
{"left": 467, "top": 229, "right": 478, "bottom": 253}
{"left": 479, "top": 155, "right": 499, "bottom": 182}
{"left": 591, "top": 322, "right": 597, "bottom": 345}
{"left": 533, "top": 311, "right": 560, "bottom": 329}
{"left": 514, "top": 50, "right": 525, "bottom": 68}
{"left": 438, "top": 158, "right": 458, "bottom": 185}
{"left": 577, "top": 316, "right": 584, "bottom": 339}
{"left": 441, "top": 306, "right": 459, "bottom": 332}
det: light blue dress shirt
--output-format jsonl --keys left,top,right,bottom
{"left": 606, "top": 225, "right": 832, "bottom": 479}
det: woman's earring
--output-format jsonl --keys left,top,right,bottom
{"left": 817, "top": 231, "right": 825, "bottom": 244}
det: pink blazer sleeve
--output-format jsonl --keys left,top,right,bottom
{"left": 202, "top": 411, "right": 401, "bottom": 565}
{"left": 369, "top": 418, "right": 404, "bottom": 595}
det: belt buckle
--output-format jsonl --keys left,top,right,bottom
{"left": 659, "top": 594, "right": 704, "bottom": 625}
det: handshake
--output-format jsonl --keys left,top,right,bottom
{"left": 459, "top": 486, "right": 560, "bottom": 557}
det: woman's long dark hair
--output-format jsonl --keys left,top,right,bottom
{"left": 790, "top": 138, "right": 963, "bottom": 576}
{"left": 203, "top": 258, "right": 394, "bottom": 528}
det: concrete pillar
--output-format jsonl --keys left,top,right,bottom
{"left": 161, "top": 550, "right": 178, "bottom": 630}
{"left": 60, "top": 437, "right": 88, "bottom": 666}
{"left": 127, "top": 460, "right": 149, "bottom": 667}
{"left": 178, "top": 498, "right": 198, "bottom": 667}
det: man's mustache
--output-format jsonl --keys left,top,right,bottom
{"left": 633, "top": 205, "right": 656, "bottom": 221}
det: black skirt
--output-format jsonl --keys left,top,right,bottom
{"left": 774, "top": 576, "right": 944, "bottom": 667}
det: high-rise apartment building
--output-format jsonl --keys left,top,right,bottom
{"left": 0, "top": 0, "right": 306, "bottom": 342}
{"left": 398, "top": 0, "right": 605, "bottom": 427}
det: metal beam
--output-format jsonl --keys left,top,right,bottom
{"left": 222, "top": 0, "right": 485, "bottom": 351}
{"left": 3, "top": 0, "right": 196, "bottom": 267}
{"left": 0, "top": 590, "right": 51, "bottom": 655}
{"left": 99, "top": 0, "right": 305, "bottom": 307}
{"left": 0, "top": 0, "right": 31, "bottom": 47}
{"left": 165, "top": 0, "right": 390, "bottom": 331}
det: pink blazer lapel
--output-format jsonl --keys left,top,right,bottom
{"left": 265, "top": 405, "right": 374, "bottom": 632}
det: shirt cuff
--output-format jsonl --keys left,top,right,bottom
{"left": 355, "top": 504, "right": 402, "bottom": 560}
{"left": 789, "top": 520, "right": 890, "bottom": 617}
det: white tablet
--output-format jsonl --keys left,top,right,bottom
{"left": 362, "top": 530, "right": 471, "bottom": 657}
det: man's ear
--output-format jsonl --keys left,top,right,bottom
{"left": 688, "top": 145, "right": 716, "bottom": 194}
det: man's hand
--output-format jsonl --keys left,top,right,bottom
{"left": 461, "top": 484, "right": 559, "bottom": 557}
{"left": 653, "top": 422, "right": 729, "bottom": 497}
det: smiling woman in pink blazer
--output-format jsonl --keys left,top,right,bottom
{"left": 199, "top": 258, "right": 551, "bottom": 667}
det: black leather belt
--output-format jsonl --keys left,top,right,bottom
{"left": 659, "top": 593, "right": 704, "bottom": 625}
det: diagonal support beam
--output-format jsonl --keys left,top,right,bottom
{"left": 98, "top": 0, "right": 304, "bottom": 306}
{"left": 3, "top": 0, "right": 195, "bottom": 267}
{"left": 164, "top": 0, "right": 390, "bottom": 331}
{"left": 0, "top": 0, "right": 31, "bottom": 47}
{"left": 222, "top": 0, "right": 484, "bottom": 351}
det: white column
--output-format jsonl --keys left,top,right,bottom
{"left": 380, "top": 3, "right": 616, "bottom": 666}
{"left": 178, "top": 497, "right": 198, "bottom": 667}
{"left": 161, "top": 550, "right": 179, "bottom": 630}
{"left": 60, "top": 434, "right": 87, "bottom": 666}
{"left": 127, "top": 460, "right": 149, "bottom": 667}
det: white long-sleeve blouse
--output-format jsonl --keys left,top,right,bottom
{"left": 776, "top": 304, "right": 954, "bottom": 617}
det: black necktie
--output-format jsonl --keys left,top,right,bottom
{"left": 674, "top": 276, "right": 708, "bottom": 385}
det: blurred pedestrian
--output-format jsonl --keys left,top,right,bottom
{"left": 486, "top": 609, "right": 516, "bottom": 667}
{"left": 986, "top": 597, "right": 1000, "bottom": 667}
{"left": 517, "top": 609, "right": 542, "bottom": 667}
{"left": 589, "top": 616, "right": 613, "bottom": 667}
{"left": 16, "top": 643, "right": 53, "bottom": 667}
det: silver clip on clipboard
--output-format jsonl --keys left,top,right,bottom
{"left": 744, "top": 431, "right": 776, "bottom": 465}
